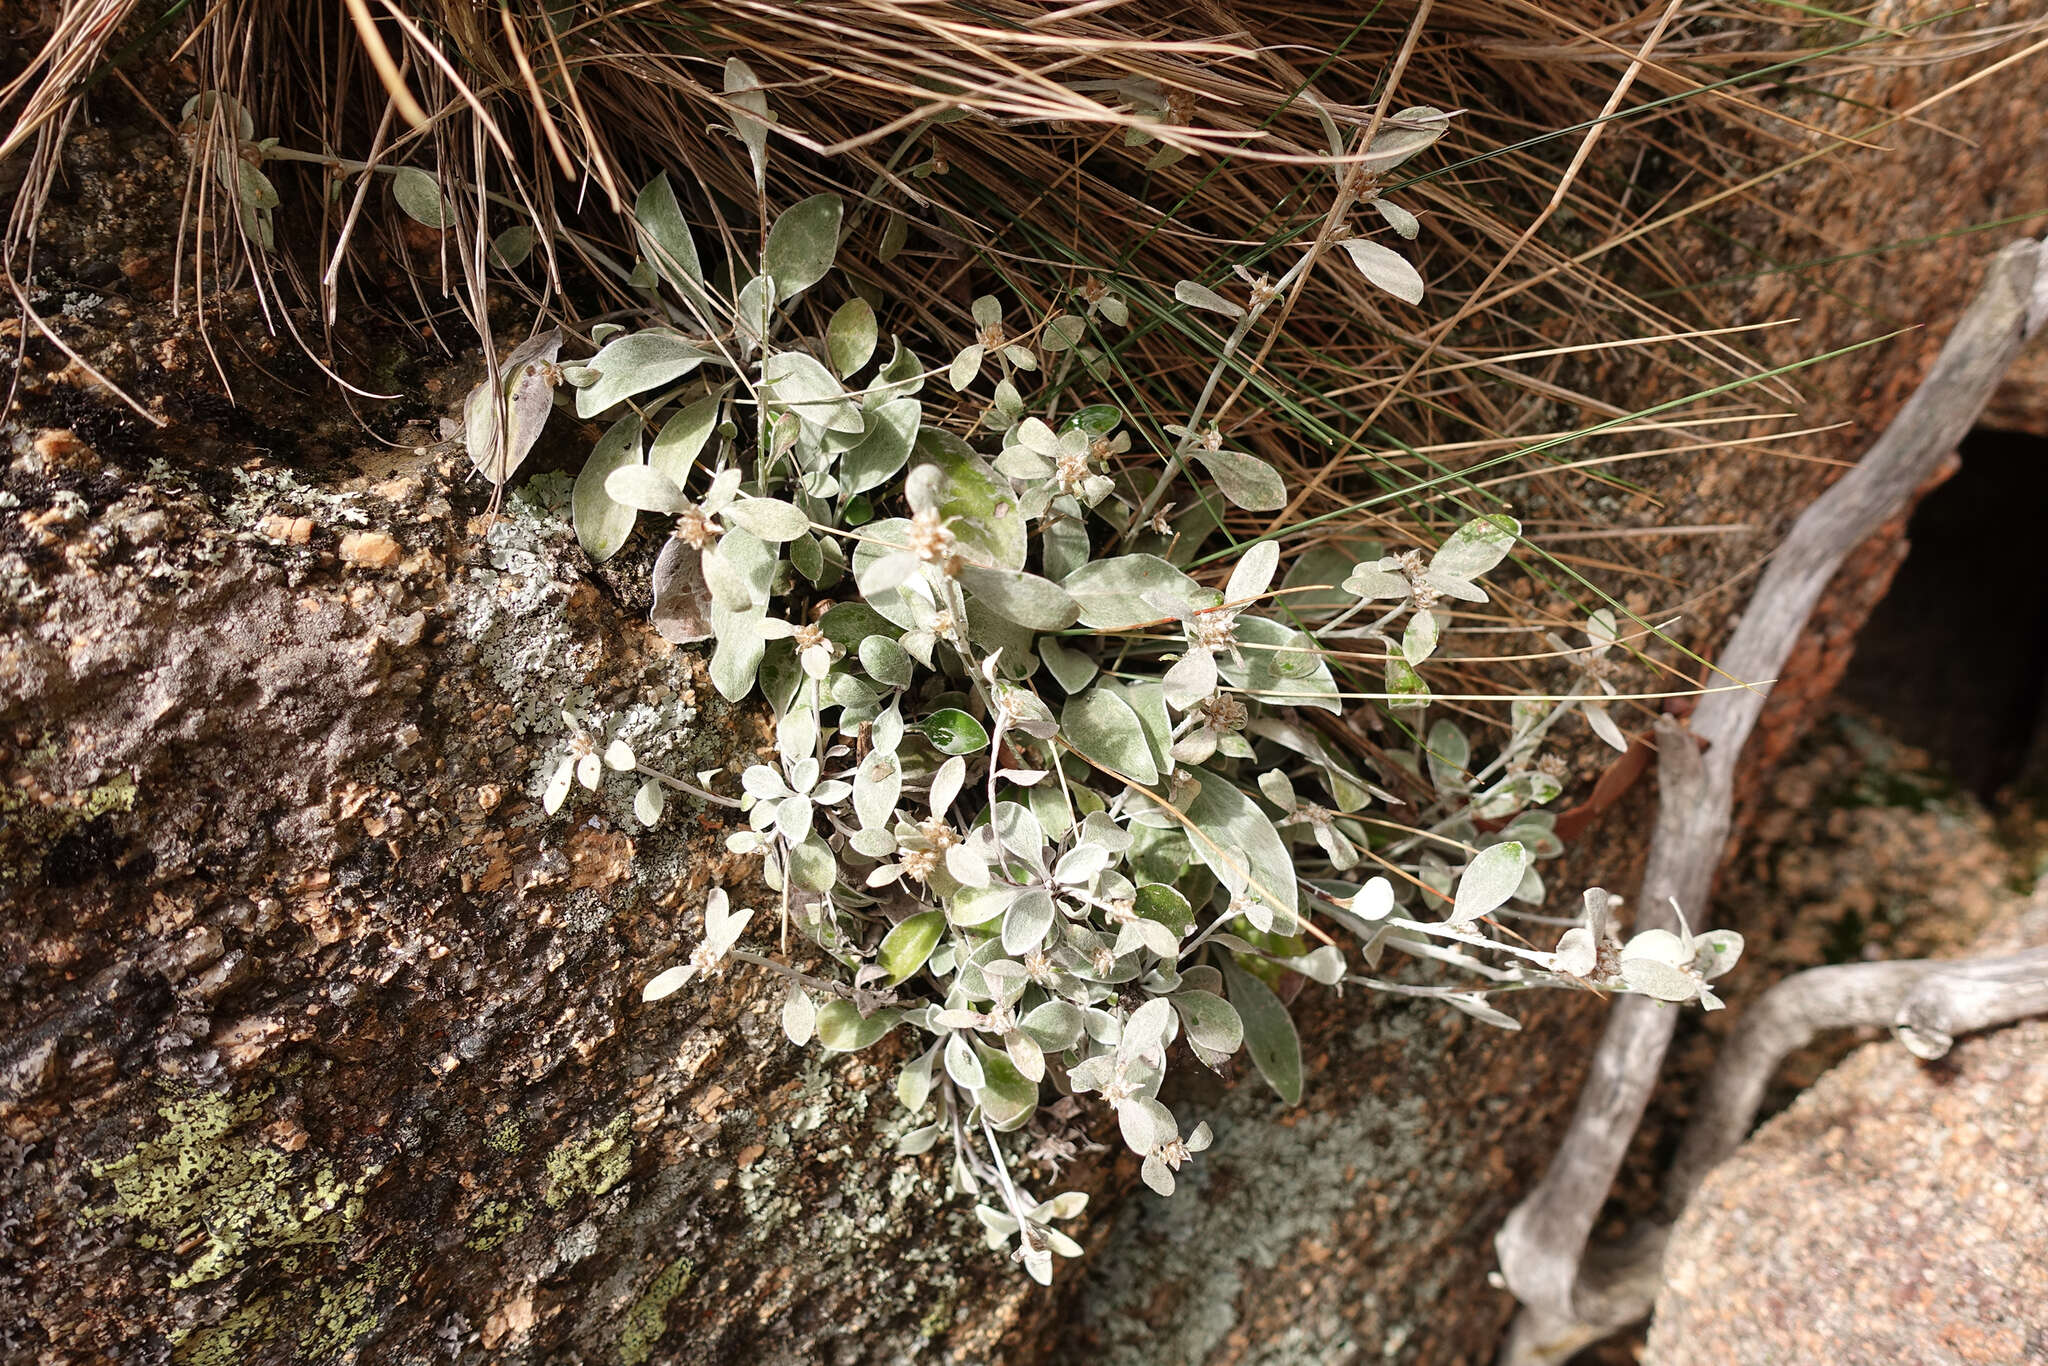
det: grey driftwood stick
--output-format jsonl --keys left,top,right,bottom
{"left": 1664, "top": 941, "right": 2048, "bottom": 1212}
{"left": 1491, "top": 235, "right": 2048, "bottom": 1362}
{"left": 1495, "top": 940, "right": 2048, "bottom": 1366}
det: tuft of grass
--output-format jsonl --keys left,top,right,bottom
{"left": 4, "top": 0, "right": 2040, "bottom": 768}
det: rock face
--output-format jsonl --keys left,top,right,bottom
{"left": 1649, "top": 1014, "right": 2048, "bottom": 1365}
{"left": 1985, "top": 332, "right": 2048, "bottom": 436}
{"left": 0, "top": 418, "right": 1043, "bottom": 1363}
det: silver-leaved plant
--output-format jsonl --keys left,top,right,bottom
{"left": 465, "top": 89, "right": 1741, "bottom": 1281}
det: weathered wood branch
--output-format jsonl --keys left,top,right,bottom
{"left": 1492, "top": 235, "right": 2048, "bottom": 1365}
{"left": 1665, "top": 942, "right": 2048, "bottom": 1210}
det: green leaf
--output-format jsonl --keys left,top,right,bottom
{"left": 707, "top": 525, "right": 777, "bottom": 611}
{"left": 1040, "top": 638, "right": 1097, "bottom": 694}
{"left": 857, "top": 635, "right": 912, "bottom": 689}
{"left": 390, "top": 167, "right": 449, "bottom": 227}
{"left": 572, "top": 415, "right": 642, "bottom": 563}
{"left": 1375, "top": 199, "right": 1421, "bottom": 239}
{"left": 763, "top": 351, "right": 864, "bottom": 435}
{"left": 782, "top": 985, "right": 816, "bottom": 1046}
{"left": 1451, "top": 841, "right": 1527, "bottom": 926}
{"left": 1174, "top": 278, "right": 1244, "bottom": 318}
{"left": 1061, "top": 554, "right": 1201, "bottom": 630}
{"left": 1040, "top": 314, "right": 1086, "bottom": 351}
{"left": 1022, "top": 1000, "right": 1086, "bottom": 1052}
{"left": 708, "top": 603, "right": 768, "bottom": 702}
{"left": 1115, "top": 681, "right": 1175, "bottom": 777}
{"left": 957, "top": 563, "right": 1079, "bottom": 631}
{"left": 1402, "top": 608, "right": 1440, "bottom": 666}
{"left": 721, "top": 498, "right": 809, "bottom": 542}
{"left": 947, "top": 883, "right": 1015, "bottom": 929}
{"left": 815, "top": 999, "right": 902, "bottom": 1052}
{"left": 1220, "top": 616, "right": 1340, "bottom": 714}
{"left": 1171, "top": 989, "right": 1244, "bottom": 1054}
{"left": 878, "top": 911, "right": 945, "bottom": 984}
{"left": 185, "top": 90, "right": 254, "bottom": 141}
{"left": 1184, "top": 772, "right": 1297, "bottom": 925}
{"left": 1278, "top": 536, "right": 1383, "bottom": 615}
{"left": 1338, "top": 238, "right": 1424, "bottom": 305}
{"left": 1222, "top": 955, "right": 1302, "bottom": 1105}
{"left": 1385, "top": 657, "right": 1430, "bottom": 712}
{"left": 1063, "top": 404, "right": 1124, "bottom": 436}
{"left": 1061, "top": 686, "right": 1158, "bottom": 786}
{"left": 724, "top": 57, "right": 771, "bottom": 189}
{"left": 1365, "top": 105, "right": 1451, "bottom": 171}
{"left": 878, "top": 211, "right": 908, "bottom": 264}
{"left": 649, "top": 391, "right": 722, "bottom": 485}
{"left": 633, "top": 778, "right": 665, "bottom": 828}
{"left": 872, "top": 336, "right": 925, "bottom": 403}
{"left": 1426, "top": 717, "right": 1471, "bottom": 794}
{"left": 490, "top": 225, "right": 534, "bottom": 269}
{"left": 236, "top": 161, "right": 279, "bottom": 212}
{"left": 464, "top": 329, "right": 562, "bottom": 485}
{"left": 1002, "top": 888, "right": 1055, "bottom": 957}
{"left": 828, "top": 298, "right": 879, "bottom": 378}
{"left": 1427, "top": 516, "right": 1520, "bottom": 595}
{"left": 897, "top": 1042, "right": 938, "bottom": 1111}
{"left": 840, "top": 397, "right": 920, "bottom": 497}
{"left": 576, "top": 330, "right": 713, "bottom": 418}
{"left": 764, "top": 193, "right": 842, "bottom": 301}
{"left": 919, "top": 708, "right": 989, "bottom": 755}
{"left": 633, "top": 172, "right": 704, "bottom": 292}
{"left": 1135, "top": 883, "right": 1193, "bottom": 935}
{"left": 1128, "top": 823, "right": 1192, "bottom": 886}
{"left": 736, "top": 273, "right": 776, "bottom": 350}
{"left": 912, "top": 429, "right": 1024, "bottom": 569}
{"left": 975, "top": 1046, "right": 1039, "bottom": 1130}
{"left": 1192, "top": 448, "right": 1286, "bottom": 511}
{"left": 819, "top": 600, "right": 896, "bottom": 648}
{"left": 605, "top": 464, "right": 689, "bottom": 514}
{"left": 848, "top": 519, "right": 918, "bottom": 629}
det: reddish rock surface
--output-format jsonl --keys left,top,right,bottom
{"left": 1649, "top": 910, "right": 2048, "bottom": 1366}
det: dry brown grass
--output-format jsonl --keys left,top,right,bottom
{"left": 6, "top": 0, "right": 2041, "bottom": 726}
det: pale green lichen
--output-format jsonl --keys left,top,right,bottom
{"left": 455, "top": 473, "right": 601, "bottom": 737}
{"left": 450, "top": 473, "right": 721, "bottom": 822}
{"left": 219, "top": 464, "right": 375, "bottom": 533}
{"left": 1078, "top": 1005, "right": 1453, "bottom": 1366}
{"left": 715, "top": 1050, "right": 977, "bottom": 1351}
{"left": 81, "top": 1087, "right": 373, "bottom": 1291}
{"left": 617, "top": 1255, "right": 696, "bottom": 1366}
{"left": 544, "top": 1110, "right": 634, "bottom": 1208}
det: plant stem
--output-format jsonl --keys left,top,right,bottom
{"left": 1125, "top": 253, "right": 1315, "bottom": 537}
{"left": 633, "top": 761, "right": 743, "bottom": 808}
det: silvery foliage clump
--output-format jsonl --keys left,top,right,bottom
{"left": 460, "top": 74, "right": 1743, "bottom": 1281}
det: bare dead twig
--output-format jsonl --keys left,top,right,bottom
{"left": 1665, "top": 942, "right": 2048, "bottom": 1212}
{"left": 1492, "top": 234, "right": 2048, "bottom": 1366}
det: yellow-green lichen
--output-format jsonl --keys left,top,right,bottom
{"left": 82, "top": 1087, "right": 369, "bottom": 1290}
{"left": 544, "top": 1110, "right": 633, "bottom": 1208}
{"left": 486, "top": 1115, "right": 528, "bottom": 1155}
{"left": 0, "top": 769, "right": 137, "bottom": 882}
{"left": 617, "top": 1255, "right": 695, "bottom": 1366}
{"left": 171, "top": 1268, "right": 383, "bottom": 1364}
{"left": 917, "top": 1289, "right": 960, "bottom": 1340}
{"left": 467, "top": 1197, "right": 530, "bottom": 1251}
